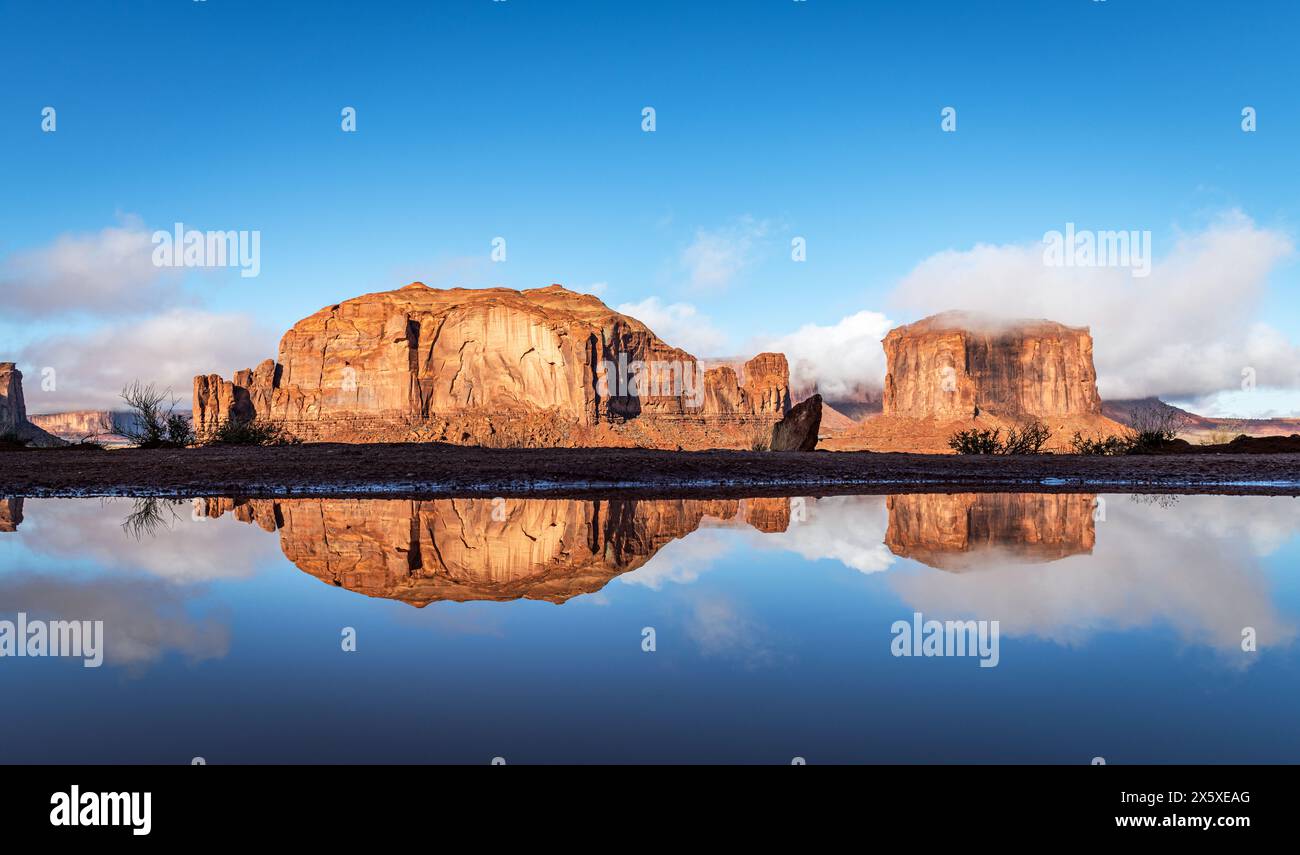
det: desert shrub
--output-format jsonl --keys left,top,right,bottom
{"left": 1001, "top": 420, "right": 1053, "bottom": 454}
{"left": 165, "top": 412, "right": 195, "bottom": 447}
{"left": 203, "top": 418, "right": 301, "bottom": 446}
{"left": 118, "top": 381, "right": 193, "bottom": 448}
{"left": 1125, "top": 402, "right": 1188, "bottom": 451}
{"left": 949, "top": 421, "right": 1052, "bottom": 455}
{"left": 1069, "top": 432, "right": 1136, "bottom": 456}
{"left": 949, "top": 428, "right": 1003, "bottom": 454}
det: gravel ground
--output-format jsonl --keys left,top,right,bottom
{"left": 1, "top": 443, "right": 1298, "bottom": 497}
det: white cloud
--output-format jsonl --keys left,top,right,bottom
{"left": 617, "top": 296, "right": 730, "bottom": 356}
{"left": 0, "top": 572, "right": 230, "bottom": 668}
{"left": 19, "top": 308, "right": 275, "bottom": 412}
{"left": 0, "top": 217, "right": 185, "bottom": 318}
{"left": 621, "top": 529, "right": 733, "bottom": 589}
{"left": 679, "top": 216, "right": 771, "bottom": 290}
{"left": 762, "top": 311, "right": 895, "bottom": 400}
{"left": 889, "top": 211, "right": 1299, "bottom": 401}
{"left": 758, "top": 495, "right": 896, "bottom": 575}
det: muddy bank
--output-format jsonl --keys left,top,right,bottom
{"left": 1, "top": 443, "right": 1298, "bottom": 497}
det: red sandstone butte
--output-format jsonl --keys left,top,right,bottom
{"left": 193, "top": 283, "right": 819, "bottom": 451}
{"left": 824, "top": 311, "right": 1130, "bottom": 453}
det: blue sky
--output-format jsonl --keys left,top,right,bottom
{"left": 2, "top": 0, "right": 1298, "bottom": 416}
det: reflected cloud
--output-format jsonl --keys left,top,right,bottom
{"left": 14, "top": 497, "right": 277, "bottom": 582}
{"left": 0, "top": 572, "right": 230, "bottom": 669}
{"left": 683, "top": 595, "right": 784, "bottom": 668}
{"left": 883, "top": 494, "right": 1298, "bottom": 654}
{"left": 759, "top": 495, "right": 895, "bottom": 574}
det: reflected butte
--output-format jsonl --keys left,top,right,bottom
{"left": 884, "top": 493, "right": 1096, "bottom": 571}
{"left": 202, "top": 496, "right": 790, "bottom": 605}
{"left": 0, "top": 497, "right": 22, "bottom": 532}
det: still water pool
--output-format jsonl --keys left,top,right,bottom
{"left": 1, "top": 492, "right": 1297, "bottom": 763}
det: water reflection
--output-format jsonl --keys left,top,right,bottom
{"left": 884, "top": 493, "right": 1096, "bottom": 571}
{"left": 2, "top": 492, "right": 1297, "bottom": 664}
{"left": 198, "top": 496, "right": 792, "bottom": 606}
{"left": 2, "top": 491, "right": 1299, "bottom": 761}
{"left": 0, "top": 497, "right": 21, "bottom": 532}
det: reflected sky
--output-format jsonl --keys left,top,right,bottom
{"left": 1, "top": 493, "right": 1298, "bottom": 763}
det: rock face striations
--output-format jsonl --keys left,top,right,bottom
{"left": 882, "top": 311, "right": 1103, "bottom": 420}
{"left": 203, "top": 496, "right": 791, "bottom": 605}
{"left": 194, "top": 283, "right": 815, "bottom": 450}
{"left": 823, "top": 312, "right": 1128, "bottom": 453}
{"left": 0, "top": 363, "right": 65, "bottom": 447}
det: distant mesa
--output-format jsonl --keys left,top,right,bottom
{"left": 192, "top": 283, "right": 819, "bottom": 451}
{"left": 0, "top": 363, "right": 65, "bottom": 448}
{"left": 202, "top": 496, "right": 791, "bottom": 605}
{"left": 885, "top": 492, "right": 1097, "bottom": 571}
{"left": 1102, "top": 396, "right": 1300, "bottom": 444}
{"left": 26, "top": 410, "right": 142, "bottom": 446}
{"left": 823, "top": 311, "right": 1130, "bottom": 453}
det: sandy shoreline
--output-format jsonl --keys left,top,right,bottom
{"left": 1, "top": 443, "right": 1298, "bottom": 498}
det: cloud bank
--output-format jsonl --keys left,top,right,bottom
{"left": 0, "top": 218, "right": 184, "bottom": 319}
{"left": 762, "top": 311, "right": 895, "bottom": 400}
{"left": 20, "top": 309, "right": 274, "bottom": 412}
{"left": 890, "top": 212, "right": 1298, "bottom": 401}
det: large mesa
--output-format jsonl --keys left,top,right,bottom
{"left": 193, "top": 283, "right": 818, "bottom": 450}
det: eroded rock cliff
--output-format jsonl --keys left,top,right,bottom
{"left": 194, "top": 284, "right": 813, "bottom": 450}
{"left": 823, "top": 312, "right": 1128, "bottom": 453}
{"left": 203, "top": 495, "right": 790, "bottom": 605}
{"left": 0, "top": 363, "right": 65, "bottom": 447}
{"left": 882, "top": 312, "right": 1103, "bottom": 419}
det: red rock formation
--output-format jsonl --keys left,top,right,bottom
{"left": 0, "top": 363, "right": 65, "bottom": 447}
{"left": 770, "top": 393, "right": 823, "bottom": 451}
{"left": 0, "top": 497, "right": 23, "bottom": 532}
{"left": 194, "top": 284, "right": 813, "bottom": 450}
{"left": 885, "top": 492, "right": 1097, "bottom": 571}
{"left": 204, "top": 496, "right": 789, "bottom": 605}
{"left": 883, "top": 312, "right": 1102, "bottom": 419}
{"left": 825, "top": 312, "right": 1129, "bottom": 453}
